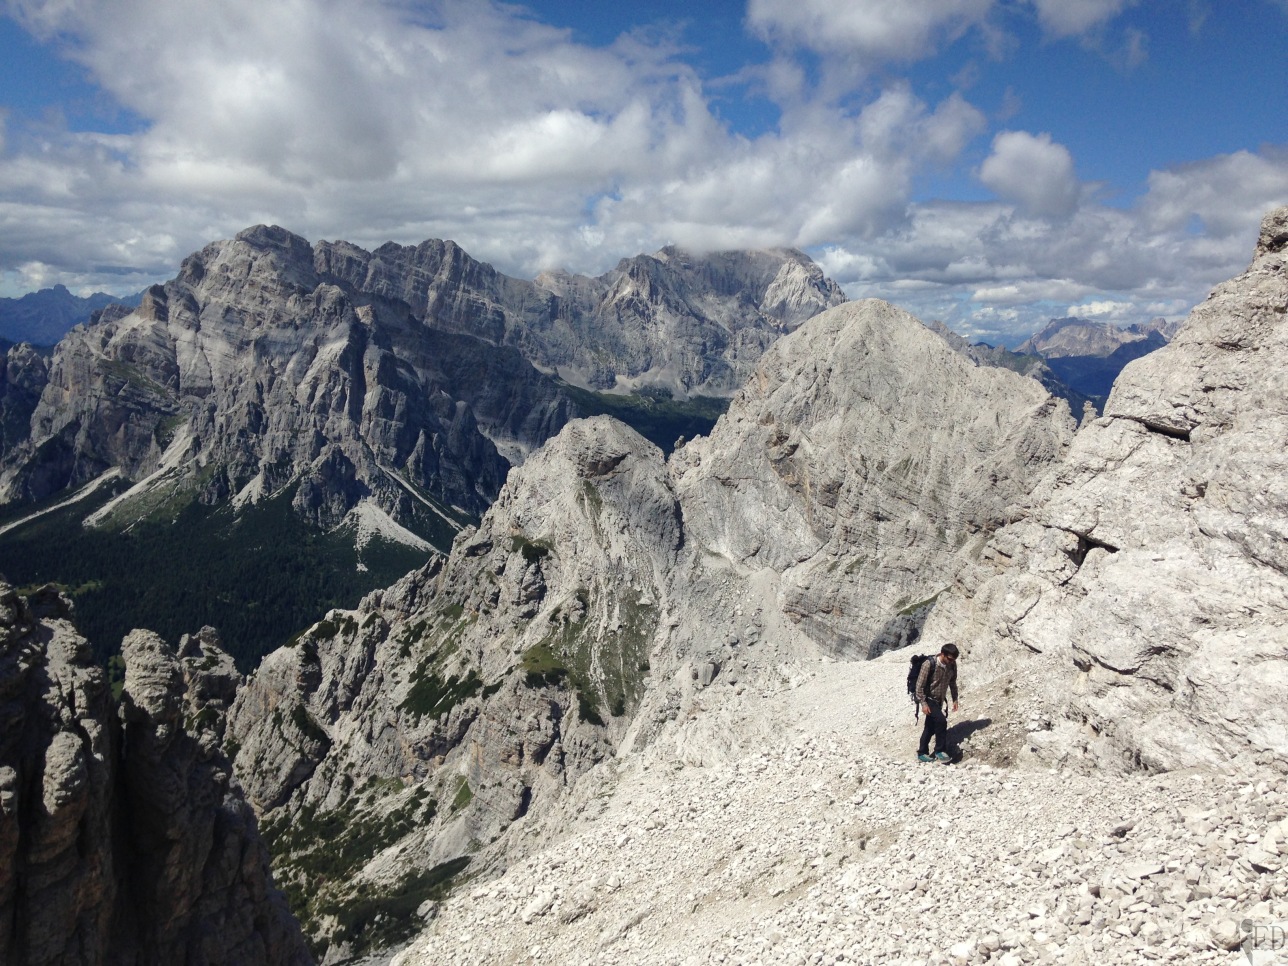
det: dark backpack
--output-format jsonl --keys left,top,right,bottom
{"left": 906, "top": 654, "right": 933, "bottom": 721}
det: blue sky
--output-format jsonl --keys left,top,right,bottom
{"left": 0, "top": 0, "right": 1285, "bottom": 343}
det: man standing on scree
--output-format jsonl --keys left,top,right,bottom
{"left": 916, "top": 643, "right": 960, "bottom": 763}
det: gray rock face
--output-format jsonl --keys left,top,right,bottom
{"left": 0, "top": 584, "right": 308, "bottom": 965}
{"left": 0, "top": 227, "right": 514, "bottom": 533}
{"left": 1, "top": 343, "right": 49, "bottom": 459}
{"left": 924, "top": 205, "right": 1288, "bottom": 771}
{"left": 1, "top": 227, "right": 842, "bottom": 551}
{"left": 672, "top": 299, "right": 1075, "bottom": 658}
{"left": 223, "top": 298, "right": 1075, "bottom": 958}
{"left": 925, "top": 319, "right": 1096, "bottom": 416}
{"left": 1018, "top": 316, "right": 1180, "bottom": 358}
{"left": 319, "top": 239, "right": 846, "bottom": 395}
{"left": 226, "top": 416, "right": 680, "bottom": 954}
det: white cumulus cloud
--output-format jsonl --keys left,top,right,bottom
{"left": 0, "top": 0, "right": 1284, "bottom": 347}
{"left": 747, "top": 0, "right": 994, "bottom": 61}
{"left": 979, "top": 130, "right": 1080, "bottom": 218}
{"left": 1026, "top": 0, "right": 1136, "bottom": 37}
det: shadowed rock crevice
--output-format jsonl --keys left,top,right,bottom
{"left": 0, "top": 585, "right": 309, "bottom": 966}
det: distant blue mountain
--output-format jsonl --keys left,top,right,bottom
{"left": 0, "top": 284, "right": 142, "bottom": 346}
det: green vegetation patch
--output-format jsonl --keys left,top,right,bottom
{"left": 511, "top": 533, "right": 554, "bottom": 562}
{"left": 395, "top": 605, "right": 489, "bottom": 720}
{"left": 0, "top": 483, "right": 432, "bottom": 672}
{"left": 897, "top": 591, "right": 942, "bottom": 616}
{"left": 521, "top": 641, "right": 569, "bottom": 687}
{"left": 263, "top": 786, "right": 441, "bottom": 957}
{"left": 401, "top": 665, "right": 483, "bottom": 720}
{"left": 318, "top": 856, "right": 471, "bottom": 956}
{"left": 604, "top": 595, "right": 658, "bottom": 718}
{"left": 517, "top": 585, "right": 657, "bottom": 726}
{"left": 309, "top": 615, "right": 358, "bottom": 641}
{"left": 450, "top": 779, "right": 474, "bottom": 813}
{"left": 100, "top": 359, "right": 171, "bottom": 397}
{"left": 290, "top": 704, "right": 330, "bottom": 745}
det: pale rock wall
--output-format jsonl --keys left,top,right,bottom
{"left": 923, "top": 206, "right": 1288, "bottom": 772}
{"left": 672, "top": 298, "right": 1076, "bottom": 658}
{"left": 225, "top": 417, "right": 682, "bottom": 952}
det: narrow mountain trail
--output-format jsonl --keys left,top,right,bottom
{"left": 394, "top": 646, "right": 1284, "bottom": 966}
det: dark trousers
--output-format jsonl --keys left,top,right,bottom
{"left": 918, "top": 702, "right": 948, "bottom": 756}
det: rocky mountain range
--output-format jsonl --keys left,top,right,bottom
{"left": 209, "top": 295, "right": 1073, "bottom": 956}
{"left": 0, "top": 285, "right": 139, "bottom": 348}
{"left": 1, "top": 208, "right": 1285, "bottom": 965}
{"left": 0, "top": 227, "right": 842, "bottom": 669}
{"left": 232, "top": 206, "right": 1284, "bottom": 960}
{"left": 1017, "top": 316, "right": 1182, "bottom": 403}
{"left": 1017, "top": 316, "right": 1181, "bottom": 358}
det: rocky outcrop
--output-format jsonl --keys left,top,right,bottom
{"left": 0, "top": 583, "right": 308, "bottom": 965}
{"left": 924, "top": 205, "right": 1288, "bottom": 772}
{"left": 925, "top": 319, "right": 1096, "bottom": 416}
{"left": 1, "top": 343, "right": 49, "bottom": 459}
{"left": 225, "top": 417, "right": 682, "bottom": 957}
{"left": 672, "top": 298, "right": 1076, "bottom": 658}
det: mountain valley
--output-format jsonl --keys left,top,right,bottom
{"left": 1, "top": 208, "right": 1285, "bottom": 965}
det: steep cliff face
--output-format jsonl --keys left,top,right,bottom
{"left": 1, "top": 343, "right": 49, "bottom": 459}
{"left": 1, "top": 226, "right": 512, "bottom": 536}
{"left": 0, "top": 583, "right": 308, "bottom": 965}
{"left": 225, "top": 417, "right": 682, "bottom": 958}
{"left": 1, "top": 228, "right": 843, "bottom": 544}
{"left": 672, "top": 298, "right": 1076, "bottom": 658}
{"left": 319, "top": 237, "right": 846, "bottom": 395}
{"left": 924, "top": 205, "right": 1288, "bottom": 772}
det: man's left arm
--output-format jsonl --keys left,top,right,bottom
{"left": 950, "top": 664, "right": 959, "bottom": 710}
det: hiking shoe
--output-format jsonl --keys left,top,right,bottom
{"left": 917, "top": 753, "right": 934, "bottom": 763}
{"left": 935, "top": 751, "right": 951, "bottom": 762}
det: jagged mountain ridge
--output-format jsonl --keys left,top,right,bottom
{"left": 319, "top": 238, "right": 846, "bottom": 395}
{"left": 924, "top": 319, "right": 1098, "bottom": 418}
{"left": 1, "top": 226, "right": 843, "bottom": 518}
{"left": 1017, "top": 315, "right": 1181, "bottom": 358}
{"left": 221, "top": 296, "right": 1076, "bottom": 956}
{"left": 7, "top": 213, "right": 1287, "bottom": 965}
{"left": 0, "top": 227, "right": 845, "bottom": 670}
{"left": 0, "top": 285, "right": 140, "bottom": 347}
{"left": 1017, "top": 315, "right": 1181, "bottom": 403}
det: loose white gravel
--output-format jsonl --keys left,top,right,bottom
{"left": 393, "top": 651, "right": 1287, "bottom": 966}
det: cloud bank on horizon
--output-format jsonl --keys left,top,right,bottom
{"left": 0, "top": 0, "right": 1285, "bottom": 343}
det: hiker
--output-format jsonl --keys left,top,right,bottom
{"left": 915, "top": 643, "right": 960, "bottom": 763}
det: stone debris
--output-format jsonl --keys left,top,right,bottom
{"left": 393, "top": 653, "right": 1288, "bottom": 966}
